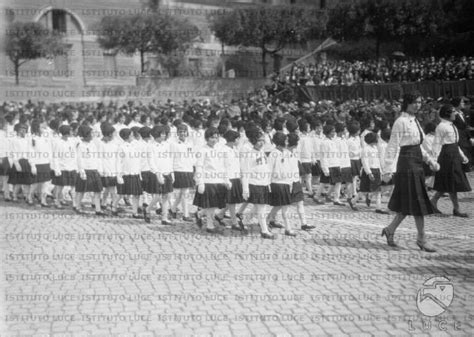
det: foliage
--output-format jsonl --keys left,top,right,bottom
{"left": 5, "top": 21, "right": 66, "bottom": 85}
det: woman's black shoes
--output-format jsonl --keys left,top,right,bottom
{"left": 416, "top": 240, "right": 437, "bottom": 253}
{"left": 381, "top": 228, "right": 397, "bottom": 247}
{"left": 453, "top": 210, "right": 468, "bottom": 218}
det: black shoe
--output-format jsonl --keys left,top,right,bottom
{"left": 313, "top": 199, "right": 325, "bottom": 205}
{"left": 453, "top": 210, "right": 468, "bottom": 218}
{"left": 73, "top": 207, "right": 83, "bottom": 214}
{"left": 347, "top": 198, "right": 358, "bottom": 211}
{"left": 137, "top": 207, "right": 143, "bottom": 214}
{"left": 100, "top": 204, "right": 107, "bottom": 210}
{"left": 236, "top": 213, "right": 243, "bottom": 221}
{"left": 95, "top": 211, "right": 107, "bottom": 217}
{"left": 260, "top": 232, "right": 276, "bottom": 240}
{"left": 143, "top": 207, "right": 151, "bottom": 223}
{"left": 40, "top": 203, "right": 50, "bottom": 208}
{"left": 284, "top": 230, "right": 297, "bottom": 237}
{"left": 132, "top": 214, "right": 143, "bottom": 219}
{"left": 301, "top": 224, "right": 315, "bottom": 231}
{"left": 416, "top": 240, "right": 436, "bottom": 253}
{"left": 182, "top": 216, "right": 193, "bottom": 222}
{"left": 111, "top": 210, "right": 119, "bottom": 216}
{"left": 381, "top": 228, "right": 397, "bottom": 247}
{"left": 375, "top": 209, "right": 389, "bottom": 215}
{"left": 195, "top": 213, "right": 203, "bottom": 228}
{"left": 161, "top": 219, "right": 173, "bottom": 226}
{"left": 155, "top": 208, "right": 162, "bottom": 215}
{"left": 215, "top": 215, "right": 226, "bottom": 227}
{"left": 333, "top": 201, "right": 345, "bottom": 206}
{"left": 231, "top": 224, "right": 242, "bottom": 231}
{"left": 268, "top": 221, "right": 283, "bottom": 229}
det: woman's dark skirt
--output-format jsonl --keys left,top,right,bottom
{"left": 311, "top": 161, "right": 323, "bottom": 177}
{"left": 52, "top": 170, "right": 77, "bottom": 187}
{"left": 433, "top": 143, "right": 471, "bottom": 193}
{"left": 322, "top": 167, "right": 342, "bottom": 185}
{"left": 101, "top": 176, "right": 117, "bottom": 188}
{"left": 299, "top": 162, "right": 312, "bottom": 176}
{"left": 227, "top": 178, "right": 243, "bottom": 204}
{"left": 350, "top": 159, "right": 362, "bottom": 177}
{"left": 141, "top": 171, "right": 160, "bottom": 194}
{"left": 75, "top": 170, "right": 103, "bottom": 193}
{"left": 0, "top": 157, "right": 9, "bottom": 176}
{"left": 360, "top": 168, "right": 381, "bottom": 192}
{"left": 34, "top": 163, "right": 51, "bottom": 183}
{"left": 161, "top": 174, "right": 174, "bottom": 194}
{"left": 340, "top": 167, "right": 353, "bottom": 184}
{"left": 117, "top": 174, "right": 143, "bottom": 196}
{"left": 291, "top": 181, "right": 304, "bottom": 203}
{"left": 8, "top": 159, "right": 33, "bottom": 185}
{"left": 193, "top": 183, "right": 227, "bottom": 209}
{"left": 269, "top": 183, "right": 292, "bottom": 206}
{"left": 422, "top": 162, "right": 434, "bottom": 177}
{"left": 388, "top": 145, "right": 433, "bottom": 216}
{"left": 248, "top": 184, "right": 269, "bottom": 205}
{"left": 173, "top": 171, "right": 194, "bottom": 189}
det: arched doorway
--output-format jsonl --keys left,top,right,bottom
{"left": 33, "top": 6, "right": 86, "bottom": 84}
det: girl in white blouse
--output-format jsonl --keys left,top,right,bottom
{"left": 381, "top": 92, "right": 439, "bottom": 252}
{"left": 430, "top": 104, "right": 471, "bottom": 217}
{"left": 0, "top": 117, "right": 11, "bottom": 200}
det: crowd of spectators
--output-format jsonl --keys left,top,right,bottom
{"left": 283, "top": 56, "right": 474, "bottom": 87}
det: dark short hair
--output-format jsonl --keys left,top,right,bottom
{"left": 347, "top": 122, "right": 360, "bottom": 136}
{"left": 287, "top": 133, "right": 299, "bottom": 147}
{"left": 364, "top": 132, "right": 378, "bottom": 145}
{"left": 402, "top": 91, "right": 421, "bottom": 111}
{"left": 335, "top": 122, "right": 346, "bottom": 134}
{"left": 150, "top": 126, "right": 165, "bottom": 139}
{"left": 272, "top": 131, "right": 287, "bottom": 147}
{"left": 58, "top": 125, "right": 71, "bottom": 136}
{"left": 323, "top": 125, "right": 335, "bottom": 136}
{"left": 204, "top": 127, "right": 219, "bottom": 140}
{"left": 119, "top": 128, "right": 132, "bottom": 141}
{"left": 424, "top": 122, "right": 436, "bottom": 134}
{"left": 380, "top": 128, "right": 391, "bottom": 142}
{"left": 439, "top": 104, "right": 454, "bottom": 119}
{"left": 223, "top": 130, "right": 240, "bottom": 143}
{"left": 138, "top": 126, "right": 151, "bottom": 139}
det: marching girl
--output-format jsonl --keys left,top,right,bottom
{"left": 138, "top": 127, "right": 152, "bottom": 212}
{"left": 192, "top": 127, "right": 231, "bottom": 234}
{"left": 360, "top": 132, "right": 388, "bottom": 214}
{"left": 215, "top": 130, "right": 248, "bottom": 233}
{"left": 288, "top": 133, "right": 315, "bottom": 231}
{"left": 266, "top": 132, "right": 296, "bottom": 236}
{"left": 346, "top": 122, "right": 362, "bottom": 210}
{"left": 170, "top": 124, "right": 195, "bottom": 222}
{"left": 116, "top": 128, "right": 143, "bottom": 219}
{"left": 297, "top": 119, "right": 314, "bottom": 198}
{"left": 309, "top": 119, "right": 324, "bottom": 203}
{"left": 8, "top": 123, "right": 33, "bottom": 203}
{"left": 51, "top": 125, "right": 77, "bottom": 209}
{"left": 0, "top": 117, "right": 10, "bottom": 200}
{"left": 335, "top": 122, "right": 354, "bottom": 209}
{"left": 98, "top": 123, "right": 120, "bottom": 213}
{"left": 28, "top": 119, "right": 53, "bottom": 207}
{"left": 240, "top": 126, "right": 274, "bottom": 239}
{"left": 378, "top": 128, "right": 396, "bottom": 202}
{"left": 430, "top": 104, "right": 471, "bottom": 217}
{"left": 320, "top": 124, "right": 344, "bottom": 206}
{"left": 142, "top": 126, "right": 166, "bottom": 223}
{"left": 381, "top": 92, "right": 439, "bottom": 252}
{"left": 74, "top": 125, "right": 105, "bottom": 215}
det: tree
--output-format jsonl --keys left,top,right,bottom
{"left": 5, "top": 21, "right": 66, "bottom": 85}
{"left": 95, "top": 13, "right": 199, "bottom": 74}
{"left": 210, "top": 5, "right": 326, "bottom": 77}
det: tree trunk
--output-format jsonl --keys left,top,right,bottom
{"left": 14, "top": 60, "right": 19, "bottom": 85}
{"left": 221, "top": 43, "right": 226, "bottom": 78}
{"left": 140, "top": 50, "right": 145, "bottom": 74}
{"left": 261, "top": 48, "right": 266, "bottom": 77}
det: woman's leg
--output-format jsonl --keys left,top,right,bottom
{"left": 256, "top": 204, "right": 270, "bottom": 234}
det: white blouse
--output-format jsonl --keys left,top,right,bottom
{"left": 383, "top": 112, "right": 430, "bottom": 173}
{"left": 433, "top": 119, "right": 466, "bottom": 159}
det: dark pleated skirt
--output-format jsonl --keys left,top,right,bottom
{"left": 117, "top": 174, "right": 143, "bottom": 196}
{"left": 173, "top": 171, "right": 195, "bottom": 189}
{"left": 291, "top": 181, "right": 304, "bottom": 203}
{"left": 269, "top": 183, "right": 292, "bottom": 206}
{"left": 300, "top": 162, "right": 312, "bottom": 176}
{"left": 311, "top": 161, "right": 323, "bottom": 177}
{"left": 350, "top": 159, "right": 362, "bottom": 177}
{"left": 161, "top": 174, "right": 174, "bottom": 194}
{"left": 248, "top": 184, "right": 270, "bottom": 205}
{"left": 193, "top": 183, "right": 227, "bottom": 209}
{"left": 433, "top": 143, "right": 471, "bottom": 193}
{"left": 52, "top": 170, "right": 77, "bottom": 187}
{"left": 8, "top": 159, "right": 33, "bottom": 185}
{"left": 422, "top": 162, "right": 434, "bottom": 177}
{"left": 227, "top": 178, "right": 243, "bottom": 204}
{"left": 75, "top": 170, "right": 103, "bottom": 193}
{"left": 34, "top": 163, "right": 51, "bottom": 183}
{"left": 101, "top": 176, "right": 117, "bottom": 188}
{"left": 388, "top": 145, "right": 433, "bottom": 216}
{"left": 340, "top": 167, "right": 353, "bottom": 183}
{"left": 0, "top": 157, "right": 10, "bottom": 176}
{"left": 141, "top": 171, "right": 160, "bottom": 194}
{"left": 360, "top": 168, "right": 381, "bottom": 192}
{"left": 327, "top": 167, "right": 342, "bottom": 185}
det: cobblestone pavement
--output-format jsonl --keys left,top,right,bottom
{"left": 1, "top": 174, "right": 473, "bottom": 337}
